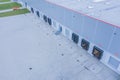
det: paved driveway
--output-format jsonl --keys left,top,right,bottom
{"left": 0, "top": 13, "right": 119, "bottom": 80}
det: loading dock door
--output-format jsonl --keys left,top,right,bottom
{"left": 25, "top": 2, "right": 27, "bottom": 7}
{"left": 81, "top": 39, "right": 90, "bottom": 51}
{"left": 31, "top": 8, "right": 34, "bottom": 13}
{"left": 72, "top": 33, "right": 79, "bottom": 44}
{"left": 43, "top": 15, "right": 47, "bottom": 22}
{"left": 36, "top": 11, "right": 40, "bottom": 17}
{"left": 55, "top": 26, "right": 62, "bottom": 35}
{"left": 48, "top": 18, "right": 52, "bottom": 25}
{"left": 92, "top": 46, "right": 103, "bottom": 59}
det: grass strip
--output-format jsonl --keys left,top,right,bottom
{"left": 0, "top": 0, "right": 10, "bottom": 2}
{"left": 0, "top": 8, "right": 30, "bottom": 17}
{"left": 0, "top": 2, "right": 22, "bottom": 10}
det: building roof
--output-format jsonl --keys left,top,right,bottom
{"left": 45, "top": 0, "right": 120, "bottom": 28}
{"left": 20, "top": 0, "right": 120, "bottom": 27}
{"left": 19, "top": 0, "right": 120, "bottom": 27}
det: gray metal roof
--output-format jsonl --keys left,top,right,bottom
{"left": 46, "top": 0, "right": 120, "bottom": 27}
{"left": 20, "top": 0, "right": 120, "bottom": 27}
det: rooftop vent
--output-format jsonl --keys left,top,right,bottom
{"left": 87, "top": 5, "right": 94, "bottom": 9}
{"left": 93, "top": 0, "right": 106, "bottom": 2}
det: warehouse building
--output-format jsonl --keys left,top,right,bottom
{"left": 14, "top": 0, "right": 120, "bottom": 74}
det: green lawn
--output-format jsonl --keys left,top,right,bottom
{"left": 0, "top": 8, "right": 30, "bottom": 17}
{"left": 0, "top": 2, "right": 22, "bottom": 10}
{"left": 0, "top": 0, "right": 10, "bottom": 2}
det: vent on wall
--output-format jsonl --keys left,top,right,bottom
{"left": 81, "top": 39, "right": 90, "bottom": 51}
{"left": 48, "top": 18, "right": 52, "bottom": 25}
{"left": 108, "top": 57, "right": 120, "bottom": 69}
{"left": 31, "top": 8, "right": 34, "bottom": 13}
{"left": 43, "top": 15, "right": 47, "bottom": 22}
{"left": 36, "top": 11, "right": 40, "bottom": 17}
{"left": 92, "top": 46, "right": 103, "bottom": 60}
{"left": 72, "top": 33, "right": 79, "bottom": 44}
